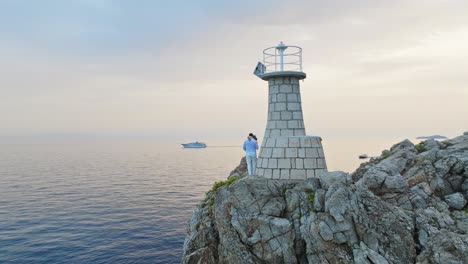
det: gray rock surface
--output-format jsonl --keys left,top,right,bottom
{"left": 228, "top": 156, "right": 248, "bottom": 179}
{"left": 183, "top": 133, "right": 468, "bottom": 263}
{"left": 444, "top": 193, "right": 467, "bottom": 210}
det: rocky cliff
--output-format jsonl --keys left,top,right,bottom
{"left": 182, "top": 132, "right": 468, "bottom": 264}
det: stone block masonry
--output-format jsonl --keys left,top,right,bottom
{"left": 256, "top": 75, "right": 328, "bottom": 180}
{"left": 257, "top": 136, "right": 327, "bottom": 180}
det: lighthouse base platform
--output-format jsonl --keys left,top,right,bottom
{"left": 256, "top": 136, "right": 327, "bottom": 180}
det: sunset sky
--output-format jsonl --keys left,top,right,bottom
{"left": 1, "top": 0, "right": 467, "bottom": 142}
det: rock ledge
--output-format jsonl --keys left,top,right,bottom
{"left": 183, "top": 133, "right": 468, "bottom": 264}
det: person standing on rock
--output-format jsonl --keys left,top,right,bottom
{"left": 243, "top": 133, "right": 259, "bottom": 176}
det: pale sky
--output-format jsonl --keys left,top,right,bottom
{"left": 1, "top": 0, "right": 467, "bottom": 142}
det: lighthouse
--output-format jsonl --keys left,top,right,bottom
{"left": 253, "top": 42, "right": 327, "bottom": 180}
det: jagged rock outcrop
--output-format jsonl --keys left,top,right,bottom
{"left": 228, "top": 157, "right": 248, "bottom": 179}
{"left": 183, "top": 133, "right": 468, "bottom": 264}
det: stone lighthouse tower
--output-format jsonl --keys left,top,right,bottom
{"left": 253, "top": 42, "right": 327, "bottom": 180}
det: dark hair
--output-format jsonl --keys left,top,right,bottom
{"left": 249, "top": 133, "right": 258, "bottom": 141}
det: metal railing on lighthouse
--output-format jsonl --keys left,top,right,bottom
{"left": 254, "top": 42, "right": 303, "bottom": 77}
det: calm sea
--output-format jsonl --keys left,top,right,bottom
{"left": 0, "top": 138, "right": 399, "bottom": 263}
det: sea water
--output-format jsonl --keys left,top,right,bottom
{"left": 0, "top": 138, "right": 400, "bottom": 263}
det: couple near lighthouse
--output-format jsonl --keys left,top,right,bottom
{"left": 242, "top": 133, "right": 259, "bottom": 176}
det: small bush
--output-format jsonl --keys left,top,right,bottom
{"left": 442, "top": 140, "right": 454, "bottom": 147}
{"left": 202, "top": 177, "right": 238, "bottom": 210}
{"left": 307, "top": 191, "right": 315, "bottom": 212}
{"left": 415, "top": 142, "right": 428, "bottom": 153}
{"left": 207, "top": 177, "right": 237, "bottom": 194}
{"left": 381, "top": 151, "right": 391, "bottom": 159}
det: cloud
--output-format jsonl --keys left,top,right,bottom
{"left": 1, "top": 0, "right": 467, "bottom": 139}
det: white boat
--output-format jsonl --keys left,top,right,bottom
{"left": 181, "top": 142, "right": 207, "bottom": 148}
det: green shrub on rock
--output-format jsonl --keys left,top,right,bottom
{"left": 202, "top": 177, "right": 238, "bottom": 210}
{"left": 415, "top": 142, "right": 428, "bottom": 153}
{"left": 307, "top": 191, "right": 315, "bottom": 212}
{"left": 207, "top": 177, "right": 237, "bottom": 194}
